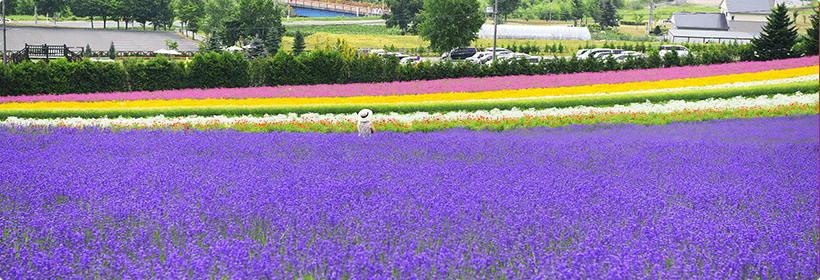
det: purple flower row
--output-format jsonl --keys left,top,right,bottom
{"left": 0, "top": 56, "right": 816, "bottom": 104}
{"left": 0, "top": 116, "right": 817, "bottom": 279}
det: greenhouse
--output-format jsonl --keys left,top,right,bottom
{"left": 478, "top": 25, "right": 592, "bottom": 40}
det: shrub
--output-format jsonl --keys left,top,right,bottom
{"left": 268, "top": 50, "right": 307, "bottom": 86}
{"left": 124, "top": 55, "right": 185, "bottom": 91}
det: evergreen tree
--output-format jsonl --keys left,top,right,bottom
{"left": 201, "top": 33, "right": 224, "bottom": 54}
{"left": 292, "top": 31, "right": 306, "bottom": 56}
{"left": 598, "top": 0, "right": 619, "bottom": 29}
{"left": 750, "top": 3, "right": 798, "bottom": 60}
{"left": 109, "top": 41, "right": 116, "bottom": 59}
{"left": 265, "top": 27, "right": 283, "bottom": 56}
{"left": 85, "top": 44, "right": 93, "bottom": 57}
{"left": 802, "top": 8, "right": 819, "bottom": 56}
{"left": 245, "top": 36, "right": 267, "bottom": 61}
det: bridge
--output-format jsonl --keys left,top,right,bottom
{"left": 276, "top": 0, "right": 389, "bottom": 17}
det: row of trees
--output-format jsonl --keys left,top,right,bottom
{"left": 4, "top": 0, "right": 286, "bottom": 47}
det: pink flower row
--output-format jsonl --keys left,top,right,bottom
{"left": 1, "top": 56, "right": 816, "bottom": 103}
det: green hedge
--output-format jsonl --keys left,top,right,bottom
{"left": 0, "top": 45, "right": 766, "bottom": 97}
{"left": 1, "top": 81, "right": 815, "bottom": 120}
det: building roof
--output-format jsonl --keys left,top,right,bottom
{"left": 671, "top": 12, "right": 730, "bottom": 30}
{"left": 728, "top": 20, "right": 767, "bottom": 32}
{"left": 478, "top": 25, "right": 592, "bottom": 40}
{"left": 722, "top": 0, "right": 772, "bottom": 14}
{"left": 668, "top": 29, "right": 760, "bottom": 40}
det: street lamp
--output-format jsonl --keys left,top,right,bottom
{"left": 492, "top": 0, "right": 497, "bottom": 62}
{"left": 2, "top": 0, "right": 6, "bottom": 65}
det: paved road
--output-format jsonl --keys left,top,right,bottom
{"left": 0, "top": 25, "right": 201, "bottom": 52}
{"left": 0, "top": 18, "right": 388, "bottom": 53}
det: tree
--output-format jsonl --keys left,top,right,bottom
{"left": 245, "top": 36, "right": 267, "bottom": 61}
{"left": 200, "top": 33, "right": 223, "bottom": 54}
{"left": 416, "top": 0, "right": 484, "bottom": 53}
{"left": 69, "top": 0, "right": 102, "bottom": 28}
{"left": 165, "top": 39, "right": 179, "bottom": 50}
{"left": 176, "top": 0, "right": 205, "bottom": 36}
{"left": 586, "top": 0, "right": 602, "bottom": 25}
{"left": 219, "top": 0, "right": 283, "bottom": 47}
{"left": 151, "top": 0, "right": 175, "bottom": 30}
{"left": 292, "top": 31, "right": 306, "bottom": 56}
{"left": 204, "top": 0, "right": 236, "bottom": 35}
{"left": 571, "top": 0, "right": 584, "bottom": 26}
{"left": 109, "top": 41, "right": 116, "bottom": 59}
{"left": 750, "top": 3, "right": 798, "bottom": 60}
{"left": 598, "top": 0, "right": 619, "bottom": 28}
{"left": 265, "top": 26, "right": 283, "bottom": 55}
{"left": 383, "top": 0, "right": 423, "bottom": 35}
{"left": 85, "top": 44, "right": 93, "bottom": 57}
{"left": 496, "top": 0, "right": 520, "bottom": 21}
{"left": 802, "top": 8, "right": 819, "bottom": 56}
{"left": 36, "top": 0, "right": 68, "bottom": 22}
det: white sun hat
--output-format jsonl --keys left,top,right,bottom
{"left": 358, "top": 109, "right": 374, "bottom": 121}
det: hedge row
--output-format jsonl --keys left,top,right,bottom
{"left": 0, "top": 49, "right": 740, "bottom": 97}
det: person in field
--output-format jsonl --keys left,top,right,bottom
{"left": 357, "top": 109, "right": 376, "bottom": 136}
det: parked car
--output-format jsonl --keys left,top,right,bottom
{"left": 575, "top": 49, "right": 590, "bottom": 58}
{"left": 484, "top": 53, "right": 540, "bottom": 65}
{"left": 612, "top": 51, "right": 648, "bottom": 62}
{"left": 441, "top": 47, "right": 478, "bottom": 60}
{"left": 465, "top": 51, "right": 488, "bottom": 64}
{"left": 658, "top": 45, "right": 691, "bottom": 57}
{"left": 590, "top": 49, "right": 626, "bottom": 59}
{"left": 400, "top": 56, "right": 421, "bottom": 65}
{"left": 484, "top": 47, "right": 512, "bottom": 54}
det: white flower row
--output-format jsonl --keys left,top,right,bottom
{"left": 3, "top": 92, "right": 817, "bottom": 128}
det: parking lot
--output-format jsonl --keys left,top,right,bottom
{"left": 0, "top": 26, "right": 200, "bottom": 52}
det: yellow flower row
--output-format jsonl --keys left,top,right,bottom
{"left": 0, "top": 66, "right": 815, "bottom": 110}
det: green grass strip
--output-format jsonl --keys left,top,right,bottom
{"left": 0, "top": 81, "right": 816, "bottom": 120}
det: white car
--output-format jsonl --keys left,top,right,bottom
{"left": 590, "top": 49, "right": 626, "bottom": 60}
{"left": 484, "top": 53, "right": 540, "bottom": 65}
{"left": 575, "top": 49, "right": 590, "bottom": 58}
{"left": 658, "top": 45, "right": 691, "bottom": 57}
{"left": 577, "top": 48, "right": 617, "bottom": 60}
{"left": 400, "top": 56, "right": 420, "bottom": 65}
{"left": 612, "top": 51, "right": 648, "bottom": 62}
{"left": 484, "top": 47, "right": 512, "bottom": 54}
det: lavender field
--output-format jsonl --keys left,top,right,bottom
{"left": 0, "top": 116, "right": 818, "bottom": 279}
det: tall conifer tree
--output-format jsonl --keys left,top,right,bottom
{"left": 750, "top": 3, "right": 798, "bottom": 60}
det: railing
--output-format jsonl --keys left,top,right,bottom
{"left": 277, "top": 0, "right": 390, "bottom": 16}
{"left": 13, "top": 44, "right": 83, "bottom": 63}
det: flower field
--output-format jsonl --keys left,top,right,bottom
{"left": 1, "top": 116, "right": 818, "bottom": 278}
{"left": 0, "top": 57, "right": 818, "bottom": 279}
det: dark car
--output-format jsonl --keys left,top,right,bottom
{"left": 441, "top": 47, "right": 478, "bottom": 60}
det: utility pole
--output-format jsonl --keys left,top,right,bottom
{"left": 492, "top": 0, "right": 497, "bottom": 62}
{"left": 647, "top": 0, "right": 653, "bottom": 35}
{"left": 2, "top": 0, "right": 5, "bottom": 65}
{"left": 549, "top": 0, "right": 554, "bottom": 24}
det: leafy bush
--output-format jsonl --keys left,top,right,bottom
{"left": 300, "top": 50, "right": 346, "bottom": 85}
{"left": 268, "top": 50, "right": 307, "bottom": 86}
{"left": 124, "top": 55, "right": 186, "bottom": 92}
{"left": 187, "top": 52, "right": 250, "bottom": 89}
